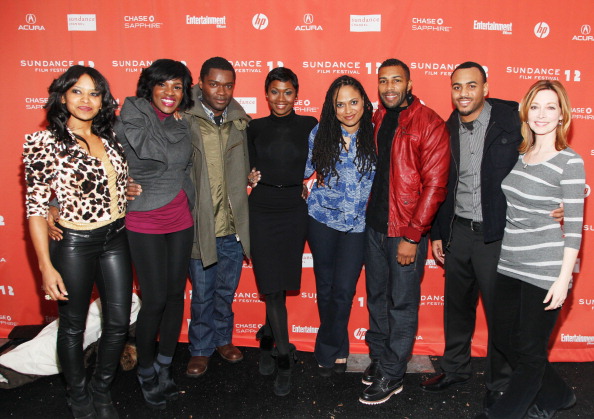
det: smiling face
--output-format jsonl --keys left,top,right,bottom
{"left": 266, "top": 80, "right": 296, "bottom": 117}
{"left": 198, "top": 68, "right": 235, "bottom": 116}
{"left": 378, "top": 65, "right": 412, "bottom": 109}
{"left": 451, "top": 67, "right": 489, "bottom": 122}
{"left": 527, "top": 89, "right": 562, "bottom": 139}
{"left": 151, "top": 78, "right": 183, "bottom": 114}
{"left": 62, "top": 74, "right": 102, "bottom": 124}
{"left": 334, "top": 85, "right": 364, "bottom": 134}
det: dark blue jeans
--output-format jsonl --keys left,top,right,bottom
{"left": 364, "top": 226, "right": 428, "bottom": 380}
{"left": 308, "top": 217, "right": 364, "bottom": 368}
{"left": 188, "top": 234, "right": 243, "bottom": 356}
{"left": 488, "top": 273, "right": 574, "bottom": 419}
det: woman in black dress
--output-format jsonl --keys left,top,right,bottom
{"left": 247, "top": 67, "right": 317, "bottom": 396}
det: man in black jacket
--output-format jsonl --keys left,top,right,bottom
{"left": 420, "top": 62, "right": 520, "bottom": 407}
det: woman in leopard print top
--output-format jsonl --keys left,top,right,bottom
{"left": 23, "top": 65, "right": 132, "bottom": 419}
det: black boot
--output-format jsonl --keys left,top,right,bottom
{"left": 274, "top": 347, "right": 297, "bottom": 397}
{"left": 90, "top": 379, "right": 118, "bottom": 419}
{"left": 156, "top": 361, "right": 179, "bottom": 401}
{"left": 67, "top": 386, "right": 97, "bottom": 419}
{"left": 137, "top": 373, "right": 166, "bottom": 410}
{"left": 258, "top": 334, "right": 276, "bottom": 376}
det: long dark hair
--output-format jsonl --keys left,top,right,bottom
{"left": 136, "top": 59, "right": 194, "bottom": 111}
{"left": 44, "top": 65, "right": 120, "bottom": 155}
{"left": 312, "top": 76, "right": 375, "bottom": 184}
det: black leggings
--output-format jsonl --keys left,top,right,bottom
{"left": 264, "top": 291, "right": 290, "bottom": 355}
{"left": 127, "top": 226, "right": 193, "bottom": 368}
{"left": 52, "top": 219, "right": 132, "bottom": 401}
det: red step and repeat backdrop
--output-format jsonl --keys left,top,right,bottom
{"left": 1, "top": 1, "right": 593, "bottom": 361}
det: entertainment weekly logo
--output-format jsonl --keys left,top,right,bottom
{"left": 235, "top": 97, "right": 257, "bottom": 115}
{"left": 411, "top": 17, "right": 452, "bottom": 32}
{"left": 186, "top": 15, "right": 226, "bottom": 28}
{"left": 292, "top": 325, "right": 318, "bottom": 334}
{"left": 350, "top": 15, "right": 381, "bottom": 32}
{"left": 67, "top": 14, "right": 96, "bottom": 31}
{"left": 20, "top": 59, "right": 94, "bottom": 73}
{"left": 473, "top": 20, "right": 512, "bottom": 35}
{"left": 560, "top": 334, "right": 594, "bottom": 345}
{"left": 124, "top": 15, "right": 163, "bottom": 29}
{"left": 573, "top": 24, "right": 594, "bottom": 42}
{"left": 18, "top": 13, "right": 45, "bottom": 30}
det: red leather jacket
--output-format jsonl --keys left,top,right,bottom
{"left": 372, "top": 96, "right": 450, "bottom": 242}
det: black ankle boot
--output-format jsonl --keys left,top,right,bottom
{"left": 258, "top": 335, "right": 275, "bottom": 376}
{"left": 90, "top": 379, "right": 118, "bottom": 419}
{"left": 156, "top": 362, "right": 179, "bottom": 401}
{"left": 67, "top": 388, "right": 97, "bottom": 419}
{"left": 274, "top": 348, "right": 297, "bottom": 397}
{"left": 137, "top": 373, "right": 166, "bottom": 410}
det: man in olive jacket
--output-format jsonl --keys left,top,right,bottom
{"left": 184, "top": 57, "right": 251, "bottom": 377}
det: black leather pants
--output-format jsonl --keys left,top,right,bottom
{"left": 52, "top": 218, "right": 132, "bottom": 402}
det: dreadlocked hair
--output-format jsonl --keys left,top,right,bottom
{"left": 45, "top": 65, "right": 121, "bottom": 158}
{"left": 311, "top": 75, "right": 376, "bottom": 186}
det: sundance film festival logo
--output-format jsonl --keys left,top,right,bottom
{"left": 534, "top": 22, "right": 550, "bottom": 38}
{"left": 252, "top": 13, "right": 268, "bottom": 30}
{"left": 19, "top": 13, "right": 45, "bottom": 30}
{"left": 20, "top": 59, "right": 94, "bottom": 73}
{"left": 572, "top": 24, "right": 594, "bottom": 41}
{"left": 67, "top": 14, "right": 97, "bottom": 31}
{"left": 186, "top": 15, "right": 226, "bottom": 28}
{"left": 473, "top": 20, "right": 512, "bottom": 35}
{"left": 296, "top": 13, "right": 322, "bottom": 31}
{"left": 350, "top": 15, "right": 381, "bottom": 32}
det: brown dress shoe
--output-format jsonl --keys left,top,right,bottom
{"left": 216, "top": 344, "right": 244, "bottom": 363}
{"left": 186, "top": 356, "right": 209, "bottom": 377}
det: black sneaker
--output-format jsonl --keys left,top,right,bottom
{"left": 359, "top": 373, "right": 403, "bottom": 405}
{"left": 361, "top": 359, "right": 379, "bottom": 385}
{"left": 526, "top": 392, "right": 576, "bottom": 419}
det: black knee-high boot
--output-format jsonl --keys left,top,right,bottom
{"left": 257, "top": 325, "right": 275, "bottom": 375}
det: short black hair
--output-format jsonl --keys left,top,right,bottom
{"left": 379, "top": 58, "right": 410, "bottom": 80}
{"left": 452, "top": 61, "right": 487, "bottom": 83}
{"left": 136, "top": 59, "right": 194, "bottom": 111}
{"left": 264, "top": 67, "right": 299, "bottom": 94}
{"left": 200, "top": 56, "right": 235, "bottom": 81}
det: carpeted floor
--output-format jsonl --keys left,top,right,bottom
{"left": 1, "top": 344, "right": 592, "bottom": 418}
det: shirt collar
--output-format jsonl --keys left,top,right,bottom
{"left": 200, "top": 98, "right": 227, "bottom": 125}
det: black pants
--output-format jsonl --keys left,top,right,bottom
{"left": 441, "top": 221, "right": 511, "bottom": 391}
{"left": 52, "top": 219, "right": 132, "bottom": 401}
{"left": 488, "top": 273, "right": 574, "bottom": 419}
{"left": 127, "top": 226, "right": 193, "bottom": 368}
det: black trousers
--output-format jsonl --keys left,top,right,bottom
{"left": 441, "top": 221, "right": 511, "bottom": 391}
{"left": 52, "top": 218, "right": 132, "bottom": 401}
{"left": 127, "top": 226, "right": 193, "bottom": 368}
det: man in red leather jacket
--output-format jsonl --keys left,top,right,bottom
{"left": 359, "top": 58, "right": 450, "bottom": 405}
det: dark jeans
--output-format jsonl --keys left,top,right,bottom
{"left": 188, "top": 234, "right": 243, "bottom": 356}
{"left": 127, "top": 226, "right": 193, "bottom": 368}
{"left": 52, "top": 219, "right": 132, "bottom": 401}
{"left": 308, "top": 217, "right": 364, "bottom": 368}
{"left": 441, "top": 221, "right": 511, "bottom": 391}
{"left": 488, "top": 273, "right": 574, "bottom": 419}
{"left": 364, "top": 226, "right": 428, "bottom": 380}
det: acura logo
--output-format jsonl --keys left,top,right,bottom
{"left": 304, "top": 14, "right": 314, "bottom": 24}
{"left": 581, "top": 24, "right": 591, "bottom": 35}
{"left": 25, "top": 14, "right": 36, "bottom": 24}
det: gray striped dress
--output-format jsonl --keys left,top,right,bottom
{"left": 497, "top": 147, "right": 585, "bottom": 290}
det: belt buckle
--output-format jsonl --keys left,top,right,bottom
{"left": 471, "top": 221, "right": 480, "bottom": 232}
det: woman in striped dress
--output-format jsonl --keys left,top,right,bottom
{"left": 479, "top": 80, "right": 585, "bottom": 419}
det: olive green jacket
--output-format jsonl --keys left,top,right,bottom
{"left": 184, "top": 86, "right": 251, "bottom": 266}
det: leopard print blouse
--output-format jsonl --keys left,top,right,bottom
{"left": 23, "top": 130, "right": 128, "bottom": 223}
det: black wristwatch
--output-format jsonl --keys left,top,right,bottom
{"left": 402, "top": 236, "right": 419, "bottom": 245}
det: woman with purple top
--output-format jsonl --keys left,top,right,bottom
{"left": 116, "top": 59, "right": 195, "bottom": 410}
